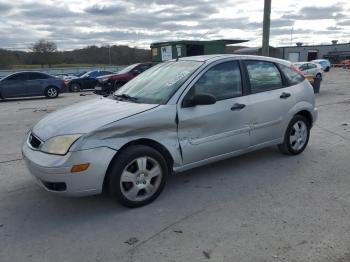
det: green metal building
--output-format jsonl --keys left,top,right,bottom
{"left": 150, "top": 39, "right": 248, "bottom": 63}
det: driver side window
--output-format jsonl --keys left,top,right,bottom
{"left": 192, "top": 61, "right": 242, "bottom": 101}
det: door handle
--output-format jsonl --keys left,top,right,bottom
{"left": 231, "top": 103, "right": 246, "bottom": 111}
{"left": 280, "top": 92, "right": 291, "bottom": 99}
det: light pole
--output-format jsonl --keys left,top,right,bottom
{"left": 262, "top": 0, "right": 271, "bottom": 56}
{"left": 108, "top": 45, "right": 112, "bottom": 65}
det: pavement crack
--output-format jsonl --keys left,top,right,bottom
{"left": 317, "top": 99, "right": 350, "bottom": 108}
{"left": 0, "top": 158, "right": 23, "bottom": 164}
{"left": 127, "top": 208, "right": 205, "bottom": 254}
{"left": 315, "top": 124, "right": 350, "bottom": 143}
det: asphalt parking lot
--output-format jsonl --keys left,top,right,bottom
{"left": 1, "top": 69, "right": 350, "bottom": 262}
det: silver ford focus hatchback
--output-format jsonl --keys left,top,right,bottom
{"left": 22, "top": 55, "right": 318, "bottom": 207}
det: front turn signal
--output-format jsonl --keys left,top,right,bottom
{"left": 71, "top": 163, "right": 90, "bottom": 173}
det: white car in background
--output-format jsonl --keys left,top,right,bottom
{"left": 312, "top": 59, "right": 331, "bottom": 72}
{"left": 293, "top": 62, "right": 323, "bottom": 79}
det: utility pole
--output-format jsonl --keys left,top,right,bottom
{"left": 262, "top": 0, "right": 271, "bottom": 56}
{"left": 108, "top": 45, "right": 112, "bottom": 65}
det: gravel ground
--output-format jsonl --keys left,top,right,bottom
{"left": 0, "top": 69, "right": 350, "bottom": 262}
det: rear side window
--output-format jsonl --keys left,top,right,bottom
{"left": 279, "top": 64, "right": 305, "bottom": 85}
{"left": 308, "top": 63, "right": 317, "bottom": 69}
{"left": 245, "top": 60, "right": 282, "bottom": 93}
{"left": 193, "top": 61, "right": 242, "bottom": 100}
{"left": 6, "top": 73, "right": 28, "bottom": 81}
{"left": 27, "top": 73, "right": 51, "bottom": 80}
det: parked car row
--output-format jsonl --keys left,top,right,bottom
{"left": 0, "top": 63, "right": 153, "bottom": 100}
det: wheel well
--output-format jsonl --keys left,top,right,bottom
{"left": 102, "top": 139, "right": 174, "bottom": 192}
{"left": 296, "top": 110, "right": 313, "bottom": 127}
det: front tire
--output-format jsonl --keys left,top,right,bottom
{"left": 70, "top": 83, "right": 81, "bottom": 92}
{"left": 45, "top": 86, "right": 59, "bottom": 98}
{"left": 278, "top": 115, "right": 310, "bottom": 155}
{"left": 113, "top": 81, "right": 124, "bottom": 92}
{"left": 108, "top": 145, "right": 168, "bottom": 208}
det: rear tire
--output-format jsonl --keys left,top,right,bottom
{"left": 45, "top": 86, "right": 59, "bottom": 99}
{"left": 70, "top": 83, "right": 81, "bottom": 92}
{"left": 108, "top": 145, "right": 168, "bottom": 208}
{"left": 278, "top": 115, "right": 310, "bottom": 155}
{"left": 325, "top": 66, "right": 330, "bottom": 72}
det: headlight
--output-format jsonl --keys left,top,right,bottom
{"left": 41, "top": 134, "right": 82, "bottom": 155}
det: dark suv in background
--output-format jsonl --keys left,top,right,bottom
{"left": 68, "top": 70, "right": 114, "bottom": 92}
{"left": 94, "top": 62, "right": 152, "bottom": 95}
{"left": 0, "top": 72, "right": 66, "bottom": 99}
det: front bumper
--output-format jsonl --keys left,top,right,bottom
{"left": 22, "top": 141, "right": 116, "bottom": 196}
{"left": 94, "top": 81, "right": 112, "bottom": 94}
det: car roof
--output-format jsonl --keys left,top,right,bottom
{"left": 177, "top": 54, "right": 292, "bottom": 66}
{"left": 4, "top": 71, "right": 53, "bottom": 78}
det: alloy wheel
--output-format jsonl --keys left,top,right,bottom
{"left": 289, "top": 120, "right": 308, "bottom": 151}
{"left": 47, "top": 87, "right": 57, "bottom": 98}
{"left": 120, "top": 156, "right": 162, "bottom": 202}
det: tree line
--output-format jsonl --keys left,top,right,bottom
{"left": 0, "top": 40, "right": 151, "bottom": 69}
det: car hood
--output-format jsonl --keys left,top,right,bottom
{"left": 32, "top": 97, "right": 158, "bottom": 141}
{"left": 98, "top": 72, "right": 129, "bottom": 80}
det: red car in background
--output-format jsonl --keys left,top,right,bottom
{"left": 341, "top": 59, "right": 350, "bottom": 69}
{"left": 94, "top": 62, "right": 153, "bottom": 95}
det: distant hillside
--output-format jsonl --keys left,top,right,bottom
{"left": 0, "top": 45, "right": 151, "bottom": 69}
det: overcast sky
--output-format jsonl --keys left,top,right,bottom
{"left": 0, "top": 0, "right": 350, "bottom": 51}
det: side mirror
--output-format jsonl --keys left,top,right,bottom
{"left": 184, "top": 93, "right": 216, "bottom": 107}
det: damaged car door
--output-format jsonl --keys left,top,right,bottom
{"left": 177, "top": 60, "right": 251, "bottom": 165}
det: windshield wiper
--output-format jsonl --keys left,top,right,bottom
{"left": 113, "top": 93, "right": 139, "bottom": 102}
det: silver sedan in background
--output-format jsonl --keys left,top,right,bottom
{"left": 0, "top": 71, "right": 67, "bottom": 99}
{"left": 22, "top": 55, "right": 317, "bottom": 207}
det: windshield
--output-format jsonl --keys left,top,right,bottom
{"left": 81, "top": 71, "right": 93, "bottom": 78}
{"left": 117, "top": 64, "right": 138, "bottom": 74}
{"left": 114, "top": 60, "right": 203, "bottom": 104}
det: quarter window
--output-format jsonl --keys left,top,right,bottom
{"left": 279, "top": 64, "right": 304, "bottom": 85}
{"left": 193, "top": 61, "right": 242, "bottom": 101}
{"left": 308, "top": 63, "right": 316, "bottom": 69}
{"left": 245, "top": 60, "right": 283, "bottom": 93}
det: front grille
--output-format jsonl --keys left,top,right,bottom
{"left": 29, "top": 133, "right": 42, "bottom": 149}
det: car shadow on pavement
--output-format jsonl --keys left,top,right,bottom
{"left": 1, "top": 145, "right": 307, "bottom": 256}
{"left": 14, "top": 146, "right": 293, "bottom": 214}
